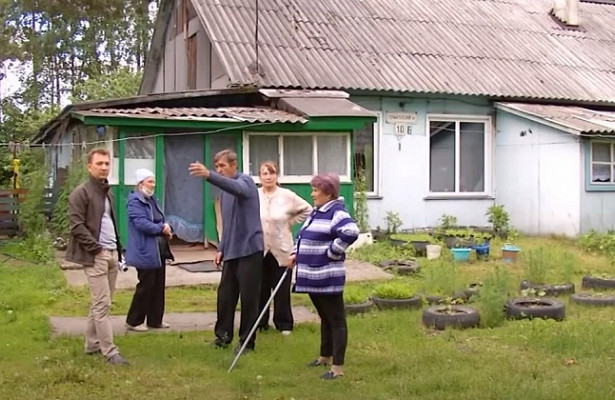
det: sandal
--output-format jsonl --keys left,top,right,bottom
{"left": 306, "top": 359, "right": 329, "bottom": 367}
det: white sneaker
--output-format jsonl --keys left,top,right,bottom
{"left": 281, "top": 330, "right": 292, "bottom": 336}
{"left": 125, "top": 323, "right": 148, "bottom": 332}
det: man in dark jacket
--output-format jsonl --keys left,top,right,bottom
{"left": 67, "top": 148, "right": 128, "bottom": 365}
{"left": 189, "top": 149, "right": 264, "bottom": 354}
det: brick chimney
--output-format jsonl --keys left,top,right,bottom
{"left": 553, "top": 0, "right": 579, "bottom": 27}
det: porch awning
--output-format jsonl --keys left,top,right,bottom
{"left": 495, "top": 102, "right": 615, "bottom": 136}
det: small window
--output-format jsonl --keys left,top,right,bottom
{"left": 590, "top": 141, "right": 615, "bottom": 183}
{"left": 246, "top": 133, "right": 350, "bottom": 182}
{"left": 428, "top": 117, "right": 490, "bottom": 195}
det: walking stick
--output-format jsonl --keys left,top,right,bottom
{"left": 228, "top": 267, "right": 290, "bottom": 373}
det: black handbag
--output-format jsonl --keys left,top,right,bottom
{"left": 157, "top": 236, "right": 175, "bottom": 261}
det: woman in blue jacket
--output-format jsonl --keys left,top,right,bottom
{"left": 125, "top": 168, "right": 174, "bottom": 332}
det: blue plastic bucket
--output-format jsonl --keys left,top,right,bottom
{"left": 474, "top": 243, "right": 490, "bottom": 260}
{"left": 451, "top": 248, "right": 471, "bottom": 262}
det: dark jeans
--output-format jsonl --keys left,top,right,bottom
{"left": 309, "top": 293, "right": 347, "bottom": 366}
{"left": 214, "top": 251, "right": 263, "bottom": 349}
{"left": 258, "top": 252, "right": 293, "bottom": 331}
{"left": 126, "top": 263, "right": 166, "bottom": 327}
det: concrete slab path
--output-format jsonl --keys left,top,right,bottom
{"left": 49, "top": 306, "right": 320, "bottom": 338}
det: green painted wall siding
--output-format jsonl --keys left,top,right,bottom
{"left": 95, "top": 121, "right": 361, "bottom": 247}
{"left": 282, "top": 183, "right": 355, "bottom": 236}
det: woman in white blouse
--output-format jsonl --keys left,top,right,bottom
{"left": 257, "top": 161, "right": 312, "bottom": 335}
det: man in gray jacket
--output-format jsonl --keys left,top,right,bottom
{"left": 67, "top": 148, "right": 128, "bottom": 365}
{"left": 189, "top": 149, "right": 263, "bottom": 354}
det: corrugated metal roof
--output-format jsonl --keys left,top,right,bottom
{"left": 193, "top": 0, "right": 615, "bottom": 103}
{"left": 77, "top": 106, "right": 308, "bottom": 124}
{"left": 495, "top": 102, "right": 615, "bottom": 135}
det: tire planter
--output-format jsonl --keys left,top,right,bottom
{"left": 519, "top": 280, "right": 575, "bottom": 296}
{"left": 371, "top": 295, "right": 422, "bottom": 310}
{"left": 378, "top": 259, "right": 421, "bottom": 275}
{"left": 505, "top": 298, "right": 565, "bottom": 321}
{"left": 424, "top": 291, "right": 469, "bottom": 305}
{"left": 345, "top": 300, "right": 374, "bottom": 315}
{"left": 581, "top": 275, "right": 615, "bottom": 290}
{"left": 422, "top": 305, "right": 480, "bottom": 330}
{"left": 570, "top": 292, "right": 615, "bottom": 307}
{"left": 390, "top": 238, "right": 409, "bottom": 247}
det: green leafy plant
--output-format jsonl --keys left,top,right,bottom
{"left": 390, "top": 233, "right": 433, "bottom": 242}
{"left": 438, "top": 214, "right": 458, "bottom": 230}
{"left": 384, "top": 211, "right": 402, "bottom": 234}
{"left": 522, "top": 248, "right": 549, "bottom": 285}
{"left": 344, "top": 286, "right": 371, "bottom": 305}
{"left": 372, "top": 281, "right": 414, "bottom": 299}
{"left": 18, "top": 166, "right": 49, "bottom": 238}
{"left": 486, "top": 204, "right": 510, "bottom": 237}
{"left": 476, "top": 267, "right": 514, "bottom": 328}
{"left": 354, "top": 170, "right": 370, "bottom": 233}
{"left": 349, "top": 241, "right": 416, "bottom": 265}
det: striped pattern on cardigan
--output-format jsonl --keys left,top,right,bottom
{"left": 294, "top": 198, "right": 359, "bottom": 294}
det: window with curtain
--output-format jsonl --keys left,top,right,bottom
{"left": 429, "top": 119, "right": 488, "bottom": 194}
{"left": 247, "top": 133, "right": 350, "bottom": 181}
{"left": 124, "top": 134, "right": 156, "bottom": 185}
{"left": 590, "top": 141, "right": 615, "bottom": 183}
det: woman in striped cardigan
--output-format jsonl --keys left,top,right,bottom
{"left": 289, "top": 173, "right": 359, "bottom": 380}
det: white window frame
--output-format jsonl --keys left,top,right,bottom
{"left": 354, "top": 112, "right": 381, "bottom": 196}
{"left": 243, "top": 132, "right": 352, "bottom": 184}
{"left": 589, "top": 140, "right": 615, "bottom": 185}
{"left": 426, "top": 114, "right": 493, "bottom": 197}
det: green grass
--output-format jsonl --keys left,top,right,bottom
{"left": 3, "top": 237, "right": 615, "bottom": 399}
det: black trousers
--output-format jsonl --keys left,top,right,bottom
{"left": 258, "top": 252, "right": 294, "bottom": 331}
{"left": 214, "top": 251, "right": 263, "bottom": 349}
{"left": 309, "top": 293, "right": 347, "bottom": 366}
{"left": 126, "top": 263, "right": 166, "bottom": 327}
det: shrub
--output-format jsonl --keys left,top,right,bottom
{"left": 476, "top": 267, "right": 514, "bottom": 328}
{"left": 51, "top": 160, "right": 87, "bottom": 238}
{"left": 422, "top": 260, "right": 459, "bottom": 296}
{"left": 522, "top": 248, "right": 549, "bottom": 284}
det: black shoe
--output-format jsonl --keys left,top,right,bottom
{"left": 211, "top": 338, "right": 231, "bottom": 349}
{"left": 233, "top": 344, "right": 254, "bottom": 357}
{"left": 320, "top": 371, "right": 342, "bottom": 380}
{"left": 257, "top": 325, "right": 270, "bottom": 332}
{"left": 307, "top": 359, "right": 330, "bottom": 367}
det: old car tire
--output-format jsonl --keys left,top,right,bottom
{"left": 570, "top": 292, "right": 615, "bottom": 307}
{"left": 345, "top": 300, "right": 374, "bottom": 315}
{"left": 519, "top": 281, "right": 575, "bottom": 296}
{"left": 422, "top": 305, "right": 480, "bottom": 330}
{"left": 378, "top": 259, "right": 420, "bottom": 275}
{"left": 506, "top": 298, "right": 565, "bottom": 321}
{"left": 581, "top": 275, "right": 615, "bottom": 290}
{"left": 371, "top": 295, "right": 422, "bottom": 310}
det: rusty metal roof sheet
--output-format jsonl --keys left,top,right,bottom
{"left": 193, "top": 0, "right": 615, "bottom": 104}
{"left": 77, "top": 106, "right": 308, "bottom": 123}
{"left": 495, "top": 102, "right": 615, "bottom": 135}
